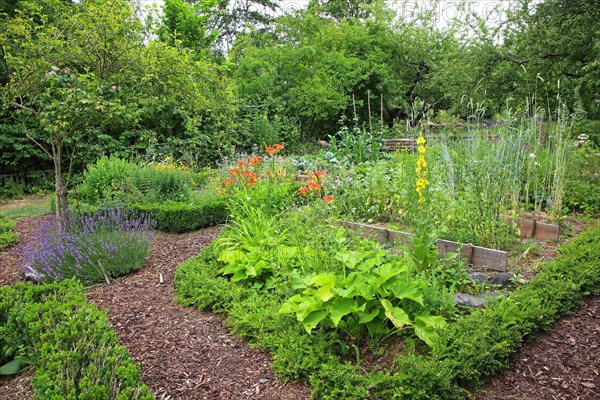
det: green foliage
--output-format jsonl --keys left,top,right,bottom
{"left": 280, "top": 250, "right": 446, "bottom": 346}
{"left": 432, "top": 224, "right": 600, "bottom": 387}
{"left": 328, "top": 116, "right": 383, "bottom": 165}
{"left": 229, "top": 179, "right": 298, "bottom": 216}
{"left": 77, "top": 157, "right": 194, "bottom": 205}
{"left": 132, "top": 195, "right": 228, "bottom": 233}
{"left": 155, "top": 0, "right": 220, "bottom": 57}
{"left": 0, "top": 279, "right": 153, "bottom": 399}
{"left": 0, "top": 213, "right": 19, "bottom": 250}
{"left": 215, "top": 200, "right": 296, "bottom": 287}
{"left": 563, "top": 144, "right": 600, "bottom": 214}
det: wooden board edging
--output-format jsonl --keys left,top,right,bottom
{"left": 507, "top": 217, "right": 560, "bottom": 241}
{"left": 340, "top": 221, "right": 507, "bottom": 271}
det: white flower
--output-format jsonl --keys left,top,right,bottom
{"left": 528, "top": 153, "right": 536, "bottom": 159}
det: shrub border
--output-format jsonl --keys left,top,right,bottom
{"left": 0, "top": 279, "right": 154, "bottom": 399}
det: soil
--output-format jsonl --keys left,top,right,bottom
{"left": 1, "top": 215, "right": 599, "bottom": 399}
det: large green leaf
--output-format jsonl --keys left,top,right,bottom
{"left": 297, "top": 297, "right": 324, "bottom": 322}
{"left": 279, "top": 294, "right": 303, "bottom": 314}
{"left": 373, "top": 262, "right": 400, "bottom": 286}
{"left": 334, "top": 250, "right": 365, "bottom": 269}
{"left": 357, "top": 306, "right": 380, "bottom": 324}
{"left": 0, "top": 359, "right": 24, "bottom": 375}
{"left": 388, "top": 281, "right": 424, "bottom": 305}
{"left": 413, "top": 313, "right": 446, "bottom": 348}
{"left": 414, "top": 313, "right": 446, "bottom": 329}
{"left": 379, "top": 299, "right": 411, "bottom": 329}
{"left": 218, "top": 249, "right": 245, "bottom": 263}
{"left": 302, "top": 310, "right": 327, "bottom": 333}
{"left": 380, "top": 299, "right": 411, "bottom": 329}
{"left": 328, "top": 297, "right": 358, "bottom": 326}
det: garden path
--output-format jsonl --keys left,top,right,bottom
{"left": 0, "top": 216, "right": 310, "bottom": 400}
{"left": 1, "top": 216, "right": 598, "bottom": 399}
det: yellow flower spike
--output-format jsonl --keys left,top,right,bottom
{"left": 415, "top": 135, "right": 428, "bottom": 204}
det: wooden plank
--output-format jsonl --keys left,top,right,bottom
{"left": 507, "top": 217, "right": 560, "bottom": 241}
{"left": 340, "top": 221, "right": 507, "bottom": 271}
{"left": 339, "top": 221, "right": 390, "bottom": 242}
{"left": 436, "top": 239, "right": 507, "bottom": 271}
{"left": 381, "top": 138, "right": 417, "bottom": 152}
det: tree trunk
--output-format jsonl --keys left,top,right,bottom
{"left": 52, "top": 140, "right": 69, "bottom": 231}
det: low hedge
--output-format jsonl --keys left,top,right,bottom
{"left": 0, "top": 213, "right": 19, "bottom": 250}
{"left": 175, "top": 224, "right": 600, "bottom": 399}
{"left": 0, "top": 279, "right": 154, "bottom": 399}
{"left": 131, "top": 198, "right": 228, "bottom": 233}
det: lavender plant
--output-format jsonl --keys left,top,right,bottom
{"left": 23, "top": 208, "right": 155, "bottom": 285}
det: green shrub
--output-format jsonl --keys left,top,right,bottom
{"left": 133, "top": 196, "right": 228, "bottom": 233}
{"left": 0, "top": 213, "right": 19, "bottom": 250}
{"left": 77, "top": 157, "right": 138, "bottom": 204}
{"left": 563, "top": 144, "right": 600, "bottom": 214}
{"left": 431, "top": 223, "right": 600, "bottom": 387}
{"left": 0, "top": 279, "right": 154, "bottom": 399}
{"left": 77, "top": 157, "right": 195, "bottom": 206}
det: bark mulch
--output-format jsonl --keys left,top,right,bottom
{"left": 1, "top": 216, "right": 599, "bottom": 399}
{"left": 475, "top": 295, "right": 600, "bottom": 400}
{"left": 0, "top": 216, "right": 310, "bottom": 400}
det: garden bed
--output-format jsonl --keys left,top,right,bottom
{"left": 1, "top": 213, "right": 598, "bottom": 399}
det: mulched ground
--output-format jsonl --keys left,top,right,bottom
{"left": 475, "top": 296, "right": 600, "bottom": 400}
{"left": 1, "top": 215, "right": 598, "bottom": 399}
{"left": 0, "top": 217, "right": 310, "bottom": 400}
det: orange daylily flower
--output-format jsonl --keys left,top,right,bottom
{"left": 237, "top": 160, "right": 248, "bottom": 167}
{"left": 310, "top": 170, "right": 326, "bottom": 182}
{"left": 223, "top": 177, "right": 235, "bottom": 186}
{"left": 247, "top": 178, "right": 257, "bottom": 186}
{"left": 228, "top": 168, "right": 240, "bottom": 176}
{"left": 248, "top": 155, "right": 263, "bottom": 165}
{"left": 298, "top": 187, "right": 310, "bottom": 196}
{"left": 307, "top": 181, "right": 322, "bottom": 191}
{"left": 242, "top": 169, "right": 253, "bottom": 177}
{"left": 323, "top": 195, "right": 334, "bottom": 203}
{"left": 264, "top": 143, "right": 277, "bottom": 155}
{"left": 264, "top": 143, "right": 285, "bottom": 155}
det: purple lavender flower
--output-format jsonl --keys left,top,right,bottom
{"left": 23, "top": 207, "right": 156, "bottom": 285}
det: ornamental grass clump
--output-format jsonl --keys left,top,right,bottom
{"left": 23, "top": 208, "right": 155, "bottom": 285}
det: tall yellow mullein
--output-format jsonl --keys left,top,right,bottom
{"left": 415, "top": 136, "right": 429, "bottom": 203}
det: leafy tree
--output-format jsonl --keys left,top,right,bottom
{"left": 1, "top": 0, "right": 234, "bottom": 224}
{"left": 232, "top": 5, "right": 455, "bottom": 138}
{"left": 210, "top": 0, "right": 279, "bottom": 53}
{"left": 307, "top": 0, "right": 377, "bottom": 21}
{"left": 155, "top": 0, "right": 221, "bottom": 58}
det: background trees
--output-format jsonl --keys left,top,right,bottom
{"left": 0, "top": 0, "right": 597, "bottom": 199}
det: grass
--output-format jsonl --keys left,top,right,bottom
{"left": 0, "top": 193, "right": 52, "bottom": 220}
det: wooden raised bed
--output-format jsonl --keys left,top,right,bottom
{"left": 341, "top": 221, "right": 508, "bottom": 271}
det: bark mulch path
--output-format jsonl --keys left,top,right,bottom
{"left": 1, "top": 216, "right": 599, "bottom": 399}
{"left": 1, "top": 216, "right": 310, "bottom": 400}
{"left": 475, "top": 295, "right": 600, "bottom": 400}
